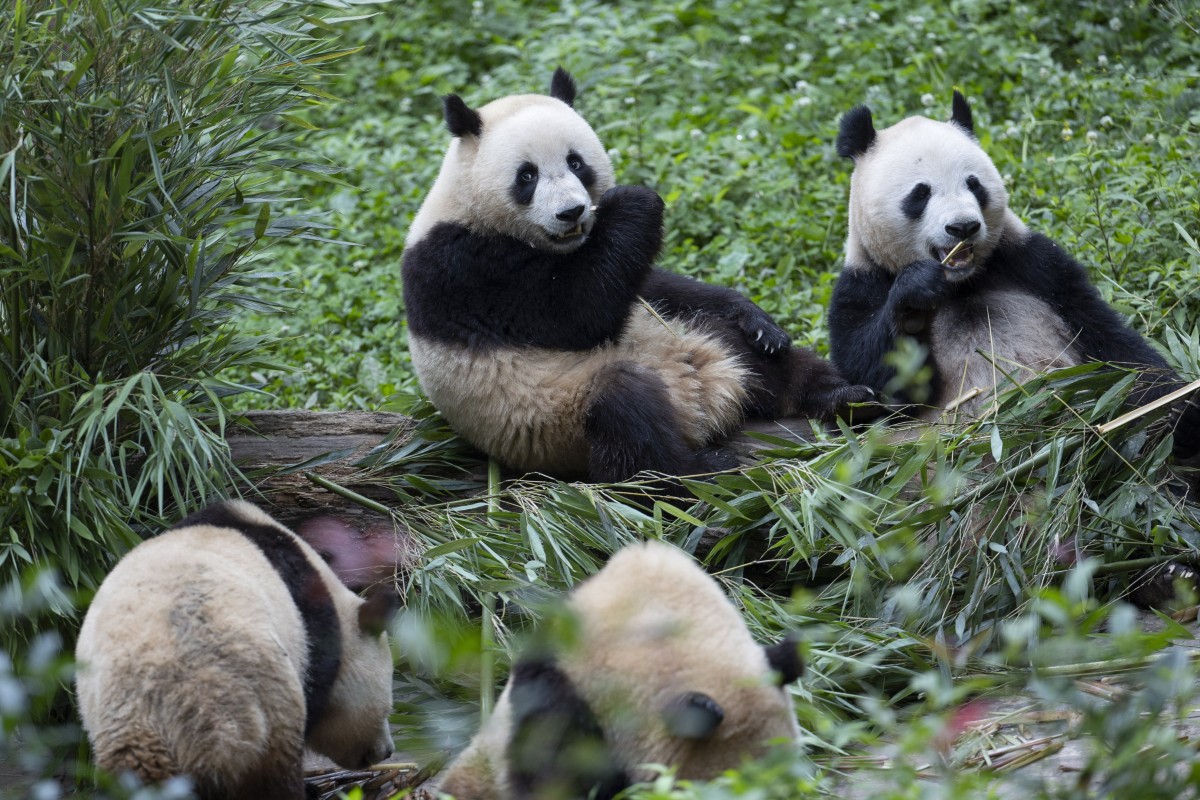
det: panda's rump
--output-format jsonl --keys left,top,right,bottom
{"left": 76, "top": 530, "right": 308, "bottom": 782}
{"left": 930, "top": 287, "right": 1078, "bottom": 412}
{"left": 409, "top": 308, "right": 749, "bottom": 476}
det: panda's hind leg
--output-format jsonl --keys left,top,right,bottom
{"left": 746, "top": 346, "right": 879, "bottom": 422}
{"left": 584, "top": 361, "right": 737, "bottom": 482}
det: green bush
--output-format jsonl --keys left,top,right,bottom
{"left": 0, "top": 0, "right": 369, "bottom": 652}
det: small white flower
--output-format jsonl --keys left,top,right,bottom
{"left": 835, "top": 15, "right": 847, "bottom": 27}
{"left": 1002, "top": 173, "right": 1012, "bottom": 185}
{"left": 1097, "top": 53, "right": 1109, "bottom": 67}
{"left": 868, "top": 10, "right": 880, "bottom": 21}
{"left": 1046, "top": 155, "right": 1057, "bottom": 165}
{"left": 906, "top": 14, "right": 925, "bottom": 25}
{"left": 1006, "top": 125, "right": 1020, "bottom": 138}
{"left": 736, "top": 134, "right": 744, "bottom": 141}
{"left": 748, "top": 129, "right": 759, "bottom": 139}
{"left": 690, "top": 129, "right": 702, "bottom": 138}
{"left": 785, "top": 42, "right": 796, "bottom": 52}
{"left": 795, "top": 80, "right": 809, "bottom": 92}
{"left": 1086, "top": 130, "right": 1099, "bottom": 143}
{"left": 795, "top": 96, "right": 812, "bottom": 107}
{"left": 1109, "top": 17, "right": 1123, "bottom": 32}
{"left": 624, "top": 96, "right": 635, "bottom": 105}
{"left": 1099, "top": 115, "right": 1113, "bottom": 127}
{"left": 1061, "top": 126, "right": 1073, "bottom": 142}
{"left": 1039, "top": 67, "right": 1050, "bottom": 79}
{"left": 933, "top": 45, "right": 946, "bottom": 57}
{"left": 921, "top": 93, "right": 935, "bottom": 107}
{"left": 739, "top": 34, "right": 752, "bottom": 45}
{"left": 1143, "top": 133, "right": 1155, "bottom": 144}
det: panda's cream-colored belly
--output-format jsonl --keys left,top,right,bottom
{"left": 409, "top": 307, "right": 749, "bottom": 477}
{"left": 929, "top": 288, "right": 1078, "bottom": 416}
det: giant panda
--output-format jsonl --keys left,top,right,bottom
{"left": 828, "top": 91, "right": 1200, "bottom": 458}
{"left": 432, "top": 540, "right": 804, "bottom": 799}
{"left": 75, "top": 500, "right": 398, "bottom": 800}
{"left": 401, "top": 68, "right": 875, "bottom": 483}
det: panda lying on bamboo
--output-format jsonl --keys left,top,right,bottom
{"left": 402, "top": 68, "right": 874, "bottom": 483}
{"left": 828, "top": 91, "right": 1200, "bottom": 460}
{"left": 432, "top": 540, "right": 804, "bottom": 799}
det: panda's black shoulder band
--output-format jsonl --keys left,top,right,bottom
{"left": 174, "top": 501, "right": 342, "bottom": 736}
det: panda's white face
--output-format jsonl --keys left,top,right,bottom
{"left": 464, "top": 96, "right": 615, "bottom": 253}
{"left": 848, "top": 116, "right": 1009, "bottom": 281}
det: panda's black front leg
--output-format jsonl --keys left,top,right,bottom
{"left": 581, "top": 185, "right": 665, "bottom": 293}
{"left": 640, "top": 269, "right": 791, "bottom": 356}
{"left": 828, "top": 259, "right": 947, "bottom": 403}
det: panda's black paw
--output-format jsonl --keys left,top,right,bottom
{"left": 736, "top": 306, "right": 792, "bottom": 356}
{"left": 830, "top": 384, "right": 884, "bottom": 423}
{"left": 890, "top": 259, "right": 947, "bottom": 316}
{"left": 597, "top": 185, "right": 664, "bottom": 218}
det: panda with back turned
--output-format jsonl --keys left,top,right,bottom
{"left": 432, "top": 540, "right": 804, "bottom": 799}
{"left": 401, "top": 68, "right": 875, "bottom": 483}
{"left": 827, "top": 91, "right": 1200, "bottom": 458}
{"left": 75, "top": 501, "right": 398, "bottom": 799}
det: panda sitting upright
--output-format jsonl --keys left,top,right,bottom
{"left": 402, "top": 68, "right": 874, "bottom": 483}
{"left": 827, "top": 91, "right": 1200, "bottom": 459}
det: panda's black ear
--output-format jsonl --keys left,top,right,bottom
{"left": 443, "top": 94, "right": 483, "bottom": 138}
{"left": 764, "top": 635, "right": 804, "bottom": 685}
{"left": 663, "top": 691, "right": 725, "bottom": 740}
{"left": 836, "top": 105, "right": 876, "bottom": 160}
{"left": 951, "top": 90, "right": 974, "bottom": 135}
{"left": 357, "top": 585, "right": 399, "bottom": 637}
{"left": 549, "top": 67, "right": 577, "bottom": 107}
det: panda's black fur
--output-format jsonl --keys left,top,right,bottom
{"left": 401, "top": 69, "right": 875, "bottom": 483}
{"left": 828, "top": 91, "right": 1200, "bottom": 459}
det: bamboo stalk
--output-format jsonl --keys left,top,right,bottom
{"left": 480, "top": 457, "right": 502, "bottom": 724}
{"left": 1096, "top": 377, "right": 1200, "bottom": 435}
{"left": 303, "top": 471, "right": 392, "bottom": 515}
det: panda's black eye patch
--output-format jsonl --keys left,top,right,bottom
{"left": 511, "top": 162, "right": 539, "bottom": 205}
{"left": 566, "top": 150, "right": 596, "bottom": 189}
{"left": 901, "top": 183, "right": 932, "bottom": 220}
{"left": 966, "top": 175, "right": 990, "bottom": 209}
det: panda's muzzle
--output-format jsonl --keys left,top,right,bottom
{"left": 550, "top": 204, "right": 587, "bottom": 240}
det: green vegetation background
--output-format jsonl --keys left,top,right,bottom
{"left": 236, "top": 0, "right": 1200, "bottom": 411}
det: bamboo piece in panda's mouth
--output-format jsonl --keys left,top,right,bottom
{"left": 939, "top": 239, "right": 969, "bottom": 266}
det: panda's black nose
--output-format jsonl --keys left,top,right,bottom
{"left": 556, "top": 205, "right": 585, "bottom": 222}
{"left": 946, "top": 220, "right": 981, "bottom": 239}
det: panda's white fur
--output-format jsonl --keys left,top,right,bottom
{"left": 829, "top": 93, "right": 1199, "bottom": 447}
{"left": 408, "top": 93, "right": 613, "bottom": 252}
{"left": 403, "top": 70, "right": 874, "bottom": 482}
{"left": 434, "top": 541, "right": 802, "bottom": 799}
{"left": 409, "top": 308, "right": 748, "bottom": 477}
{"left": 75, "top": 501, "right": 397, "bottom": 799}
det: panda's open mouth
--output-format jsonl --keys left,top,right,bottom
{"left": 550, "top": 223, "right": 585, "bottom": 241}
{"left": 933, "top": 242, "right": 975, "bottom": 271}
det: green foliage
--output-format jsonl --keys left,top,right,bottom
{"left": 0, "top": 0, "right": 374, "bottom": 651}
{"left": 229, "top": 0, "right": 1200, "bottom": 408}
